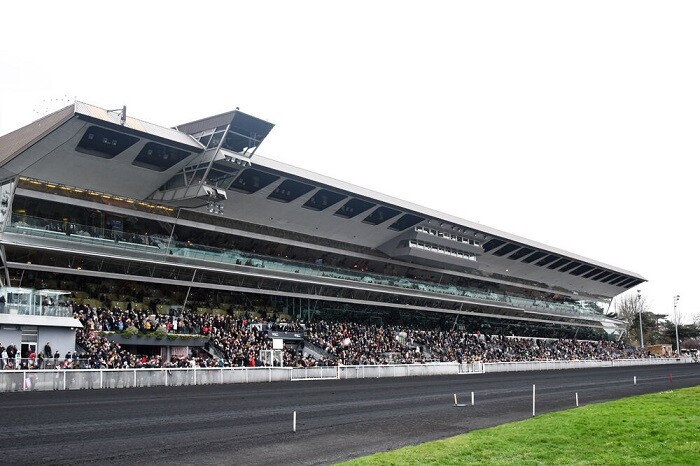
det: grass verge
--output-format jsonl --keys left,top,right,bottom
{"left": 340, "top": 386, "right": 700, "bottom": 465}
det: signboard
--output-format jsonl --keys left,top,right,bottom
{"left": 267, "top": 330, "right": 304, "bottom": 340}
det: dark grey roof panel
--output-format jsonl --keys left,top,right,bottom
{"left": 253, "top": 154, "right": 646, "bottom": 282}
{"left": 0, "top": 104, "right": 75, "bottom": 166}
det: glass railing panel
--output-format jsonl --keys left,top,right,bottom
{"left": 7, "top": 214, "right": 598, "bottom": 319}
{"left": 0, "top": 302, "right": 73, "bottom": 318}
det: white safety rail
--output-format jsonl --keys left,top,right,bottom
{"left": 481, "top": 357, "right": 691, "bottom": 373}
{"left": 0, "top": 358, "right": 692, "bottom": 392}
{"left": 337, "top": 363, "right": 462, "bottom": 380}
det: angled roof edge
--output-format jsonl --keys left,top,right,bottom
{"left": 252, "top": 154, "right": 646, "bottom": 282}
{"left": 0, "top": 104, "right": 75, "bottom": 167}
{"left": 74, "top": 102, "right": 203, "bottom": 150}
{"left": 175, "top": 109, "right": 237, "bottom": 134}
{"left": 174, "top": 108, "right": 275, "bottom": 139}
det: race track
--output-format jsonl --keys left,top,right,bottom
{"left": 1, "top": 364, "right": 698, "bottom": 465}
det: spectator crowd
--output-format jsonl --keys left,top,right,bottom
{"left": 2, "top": 303, "right": 653, "bottom": 371}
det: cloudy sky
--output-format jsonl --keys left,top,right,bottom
{"left": 1, "top": 1, "right": 698, "bottom": 324}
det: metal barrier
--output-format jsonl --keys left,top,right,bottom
{"left": 480, "top": 357, "right": 692, "bottom": 373}
{"left": 0, "top": 358, "right": 692, "bottom": 393}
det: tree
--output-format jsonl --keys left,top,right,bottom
{"left": 615, "top": 292, "right": 662, "bottom": 347}
{"left": 662, "top": 321, "right": 700, "bottom": 346}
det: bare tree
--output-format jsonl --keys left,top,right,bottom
{"left": 615, "top": 292, "right": 649, "bottom": 346}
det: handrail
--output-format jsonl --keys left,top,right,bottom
{"left": 7, "top": 213, "right": 602, "bottom": 320}
{"left": 1, "top": 358, "right": 691, "bottom": 393}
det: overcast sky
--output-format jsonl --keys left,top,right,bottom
{"left": 1, "top": 1, "right": 698, "bottom": 324}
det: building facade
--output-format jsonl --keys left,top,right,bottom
{"left": 0, "top": 103, "right": 644, "bottom": 338}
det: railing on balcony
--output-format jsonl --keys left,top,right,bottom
{"left": 6, "top": 213, "right": 603, "bottom": 320}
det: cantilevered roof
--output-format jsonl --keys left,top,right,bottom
{"left": 175, "top": 109, "right": 274, "bottom": 141}
{"left": 0, "top": 102, "right": 644, "bottom": 300}
{"left": 251, "top": 154, "right": 645, "bottom": 282}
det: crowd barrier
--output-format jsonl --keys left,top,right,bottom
{"left": 0, "top": 358, "right": 692, "bottom": 393}
{"left": 480, "top": 357, "right": 691, "bottom": 373}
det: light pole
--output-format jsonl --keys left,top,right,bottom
{"left": 674, "top": 295, "right": 681, "bottom": 355}
{"left": 637, "top": 290, "right": 644, "bottom": 349}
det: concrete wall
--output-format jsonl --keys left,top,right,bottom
{"left": 39, "top": 327, "right": 77, "bottom": 357}
{"left": 0, "top": 326, "right": 21, "bottom": 349}
{"left": 0, "top": 326, "right": 76, "bottom": 357}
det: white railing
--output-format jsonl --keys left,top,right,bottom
{"left": 480, "top": 357, "right": 691, "bottom": 373}
{"left": 0, "top": 358, "right": 691, "bottom": 393}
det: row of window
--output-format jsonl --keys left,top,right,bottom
{"left": 76, "top": 126, "right": 191, "bottom": 172}
{"left": 76, "top": 121, "right": 432, "bottom": 234}
{"left": 400, "top": 239, "right": 477, "bottom": 261}
{"left": 414, "top": 226, "right": 481, "bottom": 247}
{"left": 482, "top": 238, "right": 642, "bottom": 289}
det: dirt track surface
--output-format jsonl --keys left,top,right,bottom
{"left": 1, "top": 364, "right": 698, "bottom": 465}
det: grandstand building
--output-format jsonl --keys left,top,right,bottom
{"left": 0, "top": 102, "right": 644, "bottom": 341}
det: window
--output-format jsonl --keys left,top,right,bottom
{"left": 535, "top": 255, "right": 559, "bottom": 267}
{"left": 406, "top": 239, "right": 476, "bottom": 262}
{"left": 229, "top": 168, "right": 279, "bottom": 194}
{"left": 363, "top": 206, "right": 401, "bottom": 225}
{"left": 521, "top": 251, "right": 547, "bottom": 263}
{"left": 208, "top": 131, "right": 225, "bottom": 149}
{"left": 222, "top": 131, "right": 257, "bottom": 154}
{"left": 303, "top": 189, "right": 347, "bottom": 211}
{"left": 547, "top": 258, "right": 571, "bottom": 269}
{"left": 482, "top": 239, "right": 506, "bottom": 252}
{"left": 76, "top": 126, "right": 139, "bottom": 158}
{"left": 508, "top": 248, "right": 534, "bottom": 260}
{"left": 132, "top": 143, "right": 191, "bottom": 171}
{"left": 388, "top": 214, "right": 425, "bottom": 231}
{"left": 198, "top": 134, "right": 212, "bottom": 147}
{"left": 492, "top": 243, "right": 520, "bottom": 257}
{"left": 267, "top": 179, "right": 315, "bottom": 203}
{"left": 335, "top": 198, "right": 376, "bottom": 219}
{"left": 559, "top": 261, "right": 581, "bottom": 273}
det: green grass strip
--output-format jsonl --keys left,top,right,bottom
{"left": 341, "top": 386, "right": 700, "bottom": 466}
